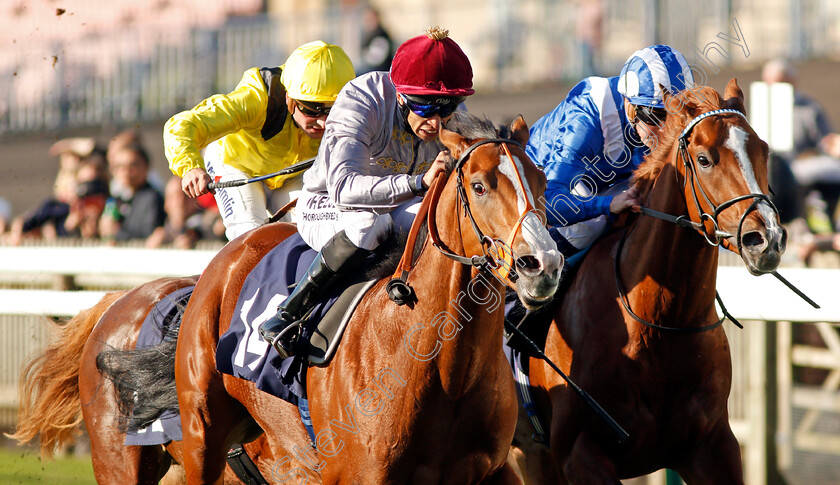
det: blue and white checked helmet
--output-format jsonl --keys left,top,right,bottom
{"left": 617, "top": 45, "right": 694, "bottom": 109}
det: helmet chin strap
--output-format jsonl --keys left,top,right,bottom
{"left": 395, "top": 94, "right": 415, "bottom": 135}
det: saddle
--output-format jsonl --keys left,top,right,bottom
{"left": 305, "top": 278, "right": 378, "bottom": 366}
{"left": 215, "top": 233, "right": 385, "bottom": 404}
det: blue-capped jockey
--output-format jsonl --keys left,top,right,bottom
{"left": 527, "top": 45, "right": 694, "bottom": 251}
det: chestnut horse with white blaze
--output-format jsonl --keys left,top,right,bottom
{"left": 175, "top": 113, "right": 562, "bottom": 484}
{"left": 511, "top": 79, "right": 786, "bottom": 484}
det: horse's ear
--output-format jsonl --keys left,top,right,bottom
{"left": 724, "top": 78, "right": 746, "bottom": 113}
{"left": 439, "top": 127, "right": 471, "bottom": 158}
{"left": 659, "top": 83, "right": 685, "bottom": 118}
{"left": 509, "top": 115, "right": 529, "bottom": 146}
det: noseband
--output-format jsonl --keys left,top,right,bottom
{"left": 617, "top": 108, "right": 778, "bottom": 333}
{"left": 387, "top": 137, "right": 540, "bottom": 304}
{"left": 677, "top": 108, "right": 779, "bottom": 251}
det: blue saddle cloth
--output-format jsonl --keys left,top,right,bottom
{"left": 215, "top": 233, "right": 343, "bottom": 406}
{"left": 125, "top": 285, "right": 195, "bottom": 446}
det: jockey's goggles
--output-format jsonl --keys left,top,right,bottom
{"left": 634, "top": 104, "right": 668, "bottom": 126}
{"left": 400, "top": 94, "right": 465, "bottom": 118}
{"left": 293, "top": 99, "right": 332, "bottom": 117}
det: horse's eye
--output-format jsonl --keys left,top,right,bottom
{"left": 471, "top": 182, "right": 486, "bottom": 196}
{"left": 697, "top": 155, "right": 712, "bottom": 168}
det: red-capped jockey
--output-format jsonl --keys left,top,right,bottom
{"left": 260, "top": 27, "right": 476, "bottom": 358}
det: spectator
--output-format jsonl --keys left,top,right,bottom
{"left": 762, "top": 59, "right": 840, "bottom": 229}
{"left": 356, "top": 6, "right": 395, "bottom": 75}
{"left": 99, "top": 144, "right": 165, "bottom": 242}
{"left": 49, "top": 137, "right": 97, "bottom": 203}
{"left": 64, "top": 148, "right": 110, "bottom": 239}
{"left": 146, "top": 176, "right": 209, "bottom": 249}
{"left": 575, "top": 0, "right": 604, "bottom": 77}
{"left": 107, "top": 128, "right": 164, "bottom": 199}
{"left": 5, "top": 138, "right": 100, "bottom": 245}
{"left": 0, "top": 196, "right": 11, "bottom": 235}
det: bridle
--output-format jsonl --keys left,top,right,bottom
{"left": 677, "top": 108, "right": 779, "bottom": 250}
{"left": 616, "top": 108, "right": 778, "bottom": 333}
{"left": 387, "top": 138, "right": 541, "bottom": 304}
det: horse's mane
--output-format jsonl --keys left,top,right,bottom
{"left": 442, "top": 111, "right": 503, "bottom": 172}
{"left": 632, "top": 85, "right": 743, "bottom": 200}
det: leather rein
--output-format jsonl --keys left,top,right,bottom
{"left": 614, "top": 108, "right": 779, "bottom": 332}
{"left": 387, "top": 138, "right": 539, "bottom": 304}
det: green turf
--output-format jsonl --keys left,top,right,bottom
{"left": 0, "top": 447, "right": 95, "bottom": 485}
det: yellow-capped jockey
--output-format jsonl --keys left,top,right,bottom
{"left": 163, "top": 41, "right": 355, "bottom": 240}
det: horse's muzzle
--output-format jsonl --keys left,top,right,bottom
{"left": 740, "top": 225, "right": 787, "bottom": 275}
{"left": 514, "top": 249, "right": 563, "bottom": 308}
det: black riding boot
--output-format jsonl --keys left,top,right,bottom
{"left": 259, "top": 231, "right": 371, "bottom": 358}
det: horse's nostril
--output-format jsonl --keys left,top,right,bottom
{"left": 741, "top": 231, "right": 765, "bottom": 249}
{"left": 516, "top": 255, "right": 541, "bottom": 275}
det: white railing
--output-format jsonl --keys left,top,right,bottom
{"left": 1, "top": 245, "right": 838, "bottom": 483}
{"left": 0, "top": 245, "right": 220, "bottom": 427}
{"left": 0, "top": 246, "right": 217, "bottom": 316}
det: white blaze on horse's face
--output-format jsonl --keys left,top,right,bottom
{"left": 498, "top": 151, "right": 563, "bottom": 276}
{"left": 724, "top": 126, "right": 781, "bottom": 232}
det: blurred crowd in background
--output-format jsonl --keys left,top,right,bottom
{"left": 0, "top": 130, "right": 226, "bottom": 249}
{"left": 3, "top": 1, "right": 840, "bottom": 266}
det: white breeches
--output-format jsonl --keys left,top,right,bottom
{"left": 204, "top": 140, "right": 303, "bottom": 241}
{"left": 296, "top": 188, "right": 422, "bottom": 251}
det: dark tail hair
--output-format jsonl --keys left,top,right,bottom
{"left": 95, "top": 307, "right": 184, "bottom": 432}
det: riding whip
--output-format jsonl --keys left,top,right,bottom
{"left": 208, "top": 157, "right": 315, "bottom": 190}
{"left": 504, "top": 317, "right": 630, "bottom": 444}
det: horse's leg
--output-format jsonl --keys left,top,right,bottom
{"left": 176, "top": 316, "right": 242, "bottom": 485}
{"left": 560, "top": 433, "right": 620, "bottom": 485}
{"left": 673, "top": 422, "right": 744, "bottom": 485}
{"left": 510, "top": 403, "right": 558, "bottom": 485}
{"left": 176, "top": 359, "right": 242, "bottom": 484}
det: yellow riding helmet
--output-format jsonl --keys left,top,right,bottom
{"left": 280, "top": 41, "right": 355, "bottom": 103}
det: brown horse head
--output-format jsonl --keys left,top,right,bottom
{"left": 641, "top": 78, "right": 786, "bottom": 275}
{"left": 438, "top": 113, "right": 562, "bottom": 307}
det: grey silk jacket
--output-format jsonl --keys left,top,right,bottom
{"left": 302, "top": 71, "right": 440, "bottom": 211}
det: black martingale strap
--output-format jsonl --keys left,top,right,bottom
{"left": 226, "top": 444, "right": 269, "bottom": 485}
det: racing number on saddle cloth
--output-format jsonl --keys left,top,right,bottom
{"left": 232, "top": 290, "right": 287, "bottom": 371}
{"left": 219, "top": 235, "right": 320, "bottom": 392}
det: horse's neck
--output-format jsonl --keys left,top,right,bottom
{"left": 625, "top": 169, "right": 719, "bottom": 324}
{"left": 407, "top": 194, "right": 507, "bottom": 395}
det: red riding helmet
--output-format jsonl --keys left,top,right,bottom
{"left": 390, "top": 27, "right": 474, "bottom": 97}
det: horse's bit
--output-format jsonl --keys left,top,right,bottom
{"left": 387, "top": 138, "right": 541, "bottom": 305}
{"left": 616, "top": 109, "right": 775, "bottom": 333}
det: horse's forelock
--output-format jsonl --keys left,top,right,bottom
{"left": 441, "top": 111, "right": 503, "bottom": 174}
